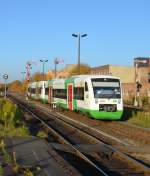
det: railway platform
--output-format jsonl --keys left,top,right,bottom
{"left": 1, "top": 137, "right": 79, "bottom": 176}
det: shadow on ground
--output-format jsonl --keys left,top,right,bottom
{"left": 120, "top": 106, "right": 142, "bottom": 121}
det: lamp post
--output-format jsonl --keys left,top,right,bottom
{"left": 54, "top": 58, "right": 59, "bottom": 78}
{"left": 21, "top": 71, "right": 26, "bottom": 82}
{"left": 72, "top": 33, "right": 87, "bottom": 75}
{"left": 40, "top": 59, "right": 48, "bottom": 80}
{"left": 3, "top": 74, "right": 8, "bottom": 99}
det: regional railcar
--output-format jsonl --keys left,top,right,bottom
{"left": 28, "top": 82, "right": 38, "bottom": 100}
{"left": 48, "top": 75, "right": 123, "bottom": 120}
{"left": 28, "top": 75, "right": 123, "bottom": 119}
{"left": 28, "top": 81, "right": 48, "bottom": 103}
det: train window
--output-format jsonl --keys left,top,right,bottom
{"left": 74, "top": 87, "right": 84, "bottom": 100}
{"left": 85, "top": 82, "right": 88, "bottom": 91}
{"left": 45, "top": 88, "right": 49, "bottom": 95}
{"left": 52, "top": 89, "right": 67, "bottom": 99}
{"left": 31, "top": 88, "right": 36, "bottom": 94}
{"left": 91, "top": 78, "right": 121, "bottom": 99}
{"left": 52, "top": 89, "right": 56, "bottom": 97}
{"left": 37, "top": 88, "right": 42, "bottom": 94}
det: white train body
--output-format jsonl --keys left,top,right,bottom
{"left": 28, "top": 75, "right": 123, "bottom": 120}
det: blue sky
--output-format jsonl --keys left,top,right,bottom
{"left": 0, "top": 0, "right": 150, "bottom": 82}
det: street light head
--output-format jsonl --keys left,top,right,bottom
{"left": 81, "top": 34, "right": 87, "bottom": 37}
{"left": 40, "top": 59, "right": 43, "bottom": 62}
{"left": 72, "top": 33, "right": 78, "bottom": 37}
{"left": 45, "top": 59, "right": 48, "bottom": 62}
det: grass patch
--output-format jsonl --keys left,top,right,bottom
{"left": 128, "top": 111, "right": 150, "bottom": 128}
{"left": 36, "top": 131, "right": 47, "bottom": 138}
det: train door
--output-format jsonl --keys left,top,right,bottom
{"left": 84, "top": 81, "right": 89, "bottom": 106}
{"left": 49, "top": 86, "right": 52, "bottom": 104}
{"left": 67, "top": 84, "right": 73, "bottom": 110}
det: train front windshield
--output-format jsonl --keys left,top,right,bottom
{"left": 91, "top": 78, "right": 121, "bottom": 99}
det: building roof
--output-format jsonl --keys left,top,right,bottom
{"left": 91, "top": 64, "right": 133, "bottom": 69}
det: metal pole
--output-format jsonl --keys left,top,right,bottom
{"left": 40, "top": 59, "right": 48, "bottom": 81}
{"left": 29, "top": 67, "right": 31, "bottom": 82}
{"left": 78, "top": 34, "right": 80, "bottom": 75}
{"left": 21, "top": 72, "right": 26, "bottom": 82}
{"left": 134, "top": 61, "right": 138, "bottom": 106}
{"left": 4, "top": 79, "right": 6, "bottom": 99}
{"left": 43, "top": 61, "right": 45, "bottom": 80}
{"left": 55, "top": 59, "right": 57, "bottom": 78}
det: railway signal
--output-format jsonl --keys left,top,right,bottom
{"left": 136, "top": 82, "right": 142, "bottom": 92}
{"left": 134, "top": 59, "right": 146, "bottom": 107}
{"left": 26, "top": 60, "right": 39, "bottom": 82}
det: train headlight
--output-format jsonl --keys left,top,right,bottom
{"left": 118, "top": 99, "right": 121, "bottom": 104}
{"left": 95, "top": 98, "right": 98, "bottom": 104}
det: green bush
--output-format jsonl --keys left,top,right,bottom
{"left": 141, "top": 96, "right": 149, "bottom": 106}
{"left": 0, "top": 98, "right": 29, "bottom": 137}
{"left": 128, "top": 111, "right": 150, "bottom": 128}
{"left": 0, "top": 99, "right": 22, "bottom": 126}
{"left": 123, "top": 96, "right": 134, "bottom": 105}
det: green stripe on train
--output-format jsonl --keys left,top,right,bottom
{"left": 40, "top": 98, "right": 48, "bottom": 103}
{"left": 77, "top": 107, "right": 123, "bottom": 119}
{"left": 57, "top": 102, "right": 122, "bottom": 120}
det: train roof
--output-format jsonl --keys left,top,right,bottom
{"left": 29, "top": 75, "right": 121, "bottom": 87}
{"left": 70, "top": 75, "right": 121, "bottom": 80}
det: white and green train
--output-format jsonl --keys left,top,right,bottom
{"left": 28, "top": 75, "right": 123, "bottom": 120}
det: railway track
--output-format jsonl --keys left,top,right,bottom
{"left": 9, "top": 95, "right": 109, "bottom": 176}
{"left": 9, "top": 94, "right": 150, "bottom": 176}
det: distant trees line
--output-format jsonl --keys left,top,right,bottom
{"left": 0, "top": 64, "right": 91, "bottom": 94}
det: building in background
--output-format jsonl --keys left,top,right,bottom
{"left": 91, "top": 65, "right": 135, "bottom": 83}
{"left": 91, "top": 62, "right": 150, "bottom": 102}
{"left": 134, "top": 57, "right": 150, "bottom": 84}
{"left": 46, "top": 59, "right": 150, "bottom": 103}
